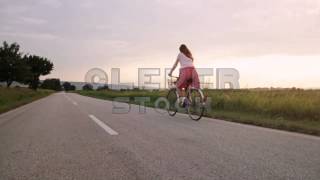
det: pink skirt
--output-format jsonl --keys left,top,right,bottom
{"left": 176, "top": 67, "right": 200, "bottom": 90}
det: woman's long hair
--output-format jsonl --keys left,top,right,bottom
{"left": 179, "top": 44, "right": 193, "bottom": 60}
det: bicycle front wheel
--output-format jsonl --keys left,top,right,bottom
{"left": 187, "top": 89, "right": 205, "bottom": 121}
{"left": 166, "top": 88, "right": 178, "bottom": 116}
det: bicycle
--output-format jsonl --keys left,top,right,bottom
{"left": 166, "top": 75, "right": 206, "bottom": 121}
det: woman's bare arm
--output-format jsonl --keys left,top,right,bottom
{"left": 169, "top": 58, "right": 179, "bottom": 76}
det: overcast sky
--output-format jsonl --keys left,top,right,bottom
{"left": 1, "top": 0, "right": 319, "bottom": 88}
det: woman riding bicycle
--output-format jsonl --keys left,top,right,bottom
{"left": 168, "top": 44, "right": 200, "bottom": 106}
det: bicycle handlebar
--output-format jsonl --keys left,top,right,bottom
{"left": 168, "top": 75, "right": 179, "bottom": 78}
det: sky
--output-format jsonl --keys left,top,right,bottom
{"left": 0, "top": 0, "right": 319, "bottom": 88}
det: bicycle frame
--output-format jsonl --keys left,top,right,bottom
{"left": 168, "top": 75, "right": 204, "bottom": 103}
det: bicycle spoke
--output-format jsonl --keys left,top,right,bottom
{"left": 187, "top": 89, "right": 204, "bottom": 121}
{"left": 167, "top": 89, "right": 178, "bottom": 116}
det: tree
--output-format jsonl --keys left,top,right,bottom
{"left": 41, "top": 78, "right": 62, "bottom": 91}
{"left": 24, "top": 55, "right": 53, "bottom": 90}
{"left": 0, "top": 41, "right": 28, "bottom": 87}
{"left": 62, "top": 82, "right": 76, "bottom": 91}
{"left": 62, "top": 82, "right": 71, "bottom": 91}
{"left": 82, "top": 84, "right": 93, "bottom": 91}
{"left": 97, "top": 85, "right": 109, "bottom": 91}
{"left": 70, "top": 85, "right": 76, "bottom": 91}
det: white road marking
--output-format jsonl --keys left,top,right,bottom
{"left": 64, "top": 94, "right": 78, "bottom": 106}
{"left": 88, "top": 115, "right": 119, "bottom": 135}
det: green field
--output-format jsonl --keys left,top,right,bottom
{"left": 0, "top": 87, "right": 54, "bottom": 114}
{"left": 76, "top": 89, "right": 320, "bottom": 136}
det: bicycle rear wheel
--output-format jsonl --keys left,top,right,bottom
{"left": 166, "top": 88, "right": 178, "bottom": 116}
{"left": 187, "top": 89, "right": 205, "bottom": 121}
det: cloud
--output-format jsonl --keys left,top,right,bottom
{"left": 19, "top": 17, "right": 48, "bottom": 25}
{"left": 101, "top": 40, "right": 129, "bottom": 49}
{"left": 95, "top": 24, "right": 112, "bottom": 31}
{"left": 0, "top": 0, "right": 320, "bottom": 86}
{"left": 155, "top": 0, "right": 199, "bottom": 7}
{"left": 0, "top": 32, "right": 60, "bottom": 40}
{"left": 40, "top": 0, "right": 62, "bottom": 8}
{"left": 79, "top": 1, "right": 95, "bottom": 9}
{"left": 0, "top": 5, "right": 29, "bottom": 14}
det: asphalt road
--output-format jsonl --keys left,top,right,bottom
{"left": 0, "top": 92, "right": 319, "bottom": 180}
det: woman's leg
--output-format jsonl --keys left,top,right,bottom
{"left": 176, "top": 68, "right": 187, "bottom": 96}
{"left": 178, "top": 88, "right": 186, "bottom": 97}
{"left": 191, "top": 68, "right": 200, "bottom": 89}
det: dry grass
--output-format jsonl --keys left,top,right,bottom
{"left": 0, "top": 87, "right": 53, "bottom": 114}
{"left": 76, "top": 89, "right": 320, "bottom": 136}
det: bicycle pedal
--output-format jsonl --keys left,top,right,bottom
{"left": 183, "top": 99, "right": 191, "bottom": 107}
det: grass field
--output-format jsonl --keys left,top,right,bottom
{"left": 0, "top": 87, "right": 54, "bottom": 114}
{"left": 76, "top": 89, "right": 320, "bottom": 136}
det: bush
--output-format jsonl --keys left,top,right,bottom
{"left": 41, "top": 79, "right": 62, "bottom": 91}
{"left": 70, "top": 85, "right": 76, "bottom": 91}
{"left": 82, "top": 84, "right": 93, "bottom": 91}
{"left": 62, "top": 82, "right": 76, "bottom": 91}
{"left": 97, "top": 85, "right": 109, "bottom": 91}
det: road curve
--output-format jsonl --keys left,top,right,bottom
{"left": 0, "top": 92, "right": 319, "bottom": 180}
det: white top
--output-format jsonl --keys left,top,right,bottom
{"left": 177, "top": 52, "right": 194, "bottom": 69}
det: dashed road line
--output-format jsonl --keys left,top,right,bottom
{"left": 63, "top": 93, "right": 118, "bottom": 136}
{"left": 63, "top": 93, "right": 78, "bottom": 106}
{"left": 88, "top": 114, "right": 119, "bottom": 135}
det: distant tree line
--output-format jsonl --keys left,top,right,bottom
{"left": 82, "top": 84, "right": 109, "bottom": 91}
{"left": 62, "top": 82, "right": 76, "bottom": 91}
{"left": 40, "top": 79, "right": 76, "bottom": 91}
{"left": 0, "top": 41, "right": 53, "bottom": 90}
{"left": 0, "top": 41, "right": 110, "bottom": 92}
